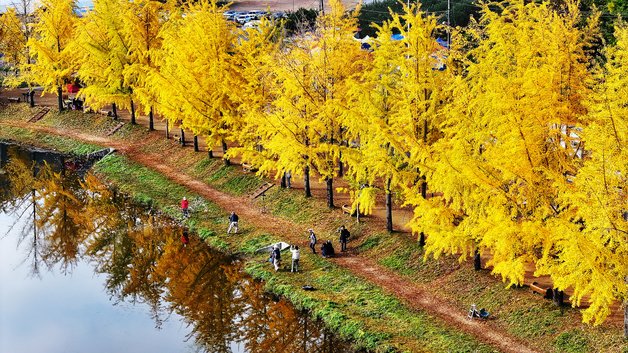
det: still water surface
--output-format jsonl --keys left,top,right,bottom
{"left": 0, "top": 143, "right": 352, "bottom": 353}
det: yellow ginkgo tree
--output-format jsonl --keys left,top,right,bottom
{"left": 542, "top": 23, "right": 627, "bottom": 329}
{"left": 256, "top": 0, "right": 365, "bottom": 203}
{"left": 122, "top": 0, "right": 164, "bottom": 130}
{"left": 344, "top": 4, "right": 449, "bottom": 230}
{"left": 0, "top": 2, "right": 38, "bottom": 106}
{"left": 74, "top": 0, "right": 136, "bottom": 121}
{"left": 227, "top": 19, "right": 282, "bottom": 168}
{"left": 152, "top": 0, "right": 237, "bottom": 162}
{"left": 0, "top": 7, "right": 29, "bottom": 74}
{"left": 28, "top": 0, "right": 78, "bottom": 112}
{"left": 415, "top": 0, "right": 593, "bottom": 289}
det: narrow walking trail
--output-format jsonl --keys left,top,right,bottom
{"left": 1, "top": 119, "right": 539, "bottom": 353}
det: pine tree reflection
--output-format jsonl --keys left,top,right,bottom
{"left": 0, "top": 144, "right": 354, "bottom": 353}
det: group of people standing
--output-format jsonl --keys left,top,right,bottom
{"left": 308, "top": 226, "right": 350, "bottom": 256}
{"left": 180, "top": 195, "right": 353, "bottom": 273}
{"left": 269, "top": 244, "right": 301, "bottom": 272}
{"left": 270, "top": 226, "right": 351, "bottom": 272}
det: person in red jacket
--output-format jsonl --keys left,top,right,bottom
{"left": 181, "top": 197, "right": 189, "bottom": 218}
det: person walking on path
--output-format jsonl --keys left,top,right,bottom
{"left": 338, "top": 225, "right": 350, "bottom": 252}
{"left": 181, "top": 197, "right": 189, "bottom": 218}
{"left": 308, "top": 229, "right": 317, "bottom": 254}
{"left": 290, "top": 245, "right": 300, "bottom": 272}
{"left": 227, "top": 212, "right": 239, "bottom": 234}
{"left": 272, "top": 245, "right": 281, "bottom": 271}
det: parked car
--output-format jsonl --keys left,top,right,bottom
{"left": 235, "top": 13, "right": 255, "bottom": 24}
{"left": 247, "top": 10, "right": 268, "bottom": 19}
{"left": 222, "top": 10, "right": 237, "bottom": 21}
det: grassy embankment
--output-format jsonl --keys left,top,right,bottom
{"left": 0, "top": 104, "right": 625, "bottom": 353}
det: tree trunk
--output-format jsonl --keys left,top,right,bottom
{"left": 338, "top": 152, "right": 343, "bottom": 177}
{"left": 130, "top": 99, "right": 136, "bottom": 124}
{"left": 326, "top": 177, "right": 334, "bottom": 208}
{"left": 304, "top": 165, "right": 311, "bottom": 198}
{"left": 165, "top": 120, "right": 169, "bottom": 139}
{"left": 221, "top": 139, "right": 230, "bottom": 166}
{"left": 281, "top": 172, "right": 287, "bottom": 188}
{"left": 57, "top": 86, "right": 63, "bottom": 112}
{"left": 474, "top": 248, "right": 481, "bottom": 270}
{"left": 193, "top": 136, "right": 199, "bottom": 152}
{"left": 180, "top": 128, "right": 185, "bottom": 146}
{"left": 553, "top": 289, "right": 564, "bottom": 306}
{"left": 386, "top": 178, "right": 393, "bottom": 232}
{"left": 29, "top": 90, "right": 35, "bottom": 107}
{"left": 418, "top": 232, "right": 425, "bottom": 247}
{"left": 112, "top": 103, "right": 118, "bottom": 120}
{"left": 148, "top": 107, "right": 154, "bottom": 131}
{"left": 208, "top": 148, "right": 213, "bottom": 159}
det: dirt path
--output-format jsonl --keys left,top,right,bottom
{"left": 1, "top": 119, "right": 540, "bottom": 353}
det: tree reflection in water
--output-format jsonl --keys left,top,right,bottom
{"left": 0, "top": 144, "right": 355, "bottom": 353}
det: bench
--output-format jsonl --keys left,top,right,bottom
{"left": 530, "top": 282, "right": 553, "bottom": 299}
{"left": 242, "top": 163, "right": 258, "bottom": 173}
{"left": 342, "top": 204, "right": 363, "bottom": 217}
{"left": 98, "top": 109, "right": 113, "bottom": 117}
{"left": 7, "top": 97, "right": 20, "bottom": 103}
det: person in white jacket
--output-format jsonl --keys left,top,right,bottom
{"left": 290, "top": 245, "right": 300, "bottom": 273}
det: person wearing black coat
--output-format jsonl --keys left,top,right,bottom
{"left": 338, "top": 225, "right": 350, "bottom": 252}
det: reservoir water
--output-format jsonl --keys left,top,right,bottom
{"left": 0, "top": 143, "right": 352, "bottom": 353}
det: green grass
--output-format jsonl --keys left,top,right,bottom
{"left": 264, "top": 187, "right": 325, "bottom": 224}
{"left": 553, "top": 330, "right": 590, "bottom": 353}
{"left": 0, "top": 125, "right": 102, "bottom": 155}
{"left": 245, "top": 254, "right": 497, "bottom": 353}
{"left": 199, "top": 163, "right": 265, "bottom": 196}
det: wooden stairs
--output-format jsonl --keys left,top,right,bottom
{"left": 106, "top": 122, "right": 125, "bottom": 136}
{"left": 251, "top": 182, "right": 274, "bottom": 199}
{"left": 28, "top": 107, "right": 50, "bottom": 123}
